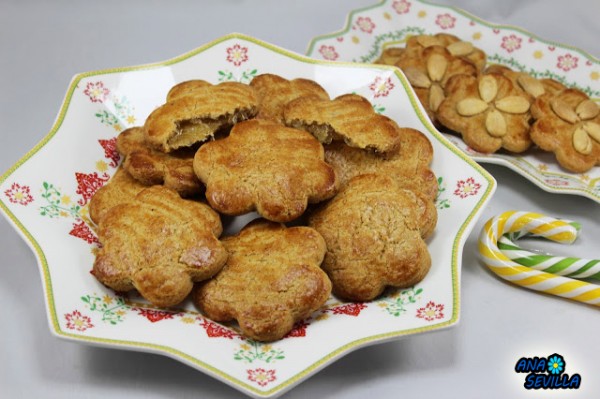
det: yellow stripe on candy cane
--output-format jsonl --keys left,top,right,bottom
{"left": 478, "top": 211, "right": 600, "bottom": 307}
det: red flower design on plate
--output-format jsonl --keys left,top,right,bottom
{"left": 4, "top": 182, "right": 33, "bottom": 205}
{"left": 83, "top": 81, "right": 110, "bottom": 103}
{"left": 501, "top": 34, "right": 522, "bottom": 53}
{"left": 453, "top": 177, "right": 481, "bottom": 198}
{"left": 392, "top": 0, "right": 411, "bottom": 14}
{"left": 284, "top": 320, "right": 310, "bottom": 338}
{"left": 247, "top": 368, "right": 277, "bottom": 387}
{"left": 416, "top": 301, "right": 444, "bottom": 321}
{"left": 327, "top": 302, "right": 368, "bottom": 316}
{"left": 65, "top": 310, "right": 94, "bottom": 331}
{"left": 98, "top": 137, "right": 120, "bottom": 167}
{"left": 69, "top": 220, "right": 99, "bottom": 244}
{"left": 134, "top": 308, "right": 179, "bottom": 323}
{"left": 198, "top": 318, "right": 238, "bottom": 339}
{"left": 226, "top": 44, "right": 249, "bottom": 67}
{"left": 369, "top": 76, "right": 395, "bottom": 98}
{"left": 355, "top": 17, "right": 376, "bottom": 33}
{"left": 435, "top": 13, "right": 456, "bottom": 29}
{"left": 545, "top": 178, "right": 569, "bottom": 187}
{"left": 557, "top": 54, "right": 579, "bottom": 72}
{"left": 319, "top": 45, "right": 339, "bottom": 61}
{"left": 75, "top": 172, "right": 110, "bottom": 206}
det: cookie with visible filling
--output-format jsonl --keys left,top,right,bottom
{"left": 193, "top": 219, "right": 330, "bottom": 342}
{"left": 308, "top": 173, "right": 436, "bottom": 302}
{"left": 92, "top": 186, "right": 227, "bottom": 308}
{"left": 283, "top": 93, "right": 402, "bottom": 154}
{"left": 143, "top": 81, "right": 259, "bottom": 152}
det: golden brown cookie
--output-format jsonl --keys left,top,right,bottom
{"left": 249, "top": 73, "right": 330, "bottom": 123}
{"left": 530, "top": 89, "right": 600, "bottom": 173}
{"left": 485, "top": 64, "right": 566, "bottom": 99}
{"left": 308, "top": 173, "right": 437, "bottom": 302}
{"left": 374, "top": 46, "right": 405, "bottom": 65}
{"left": 283, "top": 93, "right": 402, "bottom": 153}
{"left": 143, "top": 81, "right": 259, "bottom": 152}
{"left": 116, "top": 126, "right": 202, "bottom": 197}
{"left": 88, "top": 166, "right": 147, "bottom": 224}
{"left": 324, "top": 127, "right": 438, "bottom": 200}
{"left": 404, "top": 33, "right": 487, "bottom": 71}
{"left": 395, "top": 45, "right": 478, "bottom": 125}
{"left": 92, "top": 186, "right": 228, "bottom": 308}
{"left": 437, "top": 73, "right": 532, "bottom": 153}
{"left": 166, "top": 79, "right": 212, "bottom": 101}
{"left": 193, "top": 219, "right": 331, "bottom": 342}
{"left": 193, "top": 119, "right": 338, "bottom": 222}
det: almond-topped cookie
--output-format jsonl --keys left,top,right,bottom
{"left": 395, "top": 45, "right": 478, "bottom": 125}
{"left": 485, "top": 64, "right": 566, "bottom": 99}
{"left": 530, "top": 89, "right": 600, "bottom": 173}
{"left": 249, "top": 73, "right": 330, "bottom": 123}
{"left": 193, "top": 119, "right": 338, "bottom": 222}
{"left": 403, "top": 33, "right": 487, "bottom": 71}
{"left": 324, "top": 127, "right": 438, "bottom": 200}
{"left": 437, "top": 73, "right": 533, "bottom": 153}
{"left": 193, "top": 219, "right": 331, "bottom": 342}
{"left": 117, "top": 126, "right": 202, "bottom": 197}
{"left": 92, "top": 186, "right": 228, "bottom": 308}
{"left": 308, "top": 173, "right": 437, "bottom": 302}
{"left": 143, "top": 81, "right": 259, "bottom": 152}
{"left": 283, "top": 93, "right": 402, "bottom": 154}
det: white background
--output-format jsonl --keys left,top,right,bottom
{"left": 1, "top": 1, "right": 599, "bottom": 398}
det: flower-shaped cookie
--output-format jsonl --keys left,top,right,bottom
{"left": 117, "top": 127, "right": 202, "bottom": 197}
{"left": 437, "top": 73, "right": 532, "bottom": 153}
{"left": 396, "top": 46, "right": 477, "bottom": 124}
{"left": 193, "top": 119, "right": 338, "bottom": 222}
{"left": 324, "top": 127, "right": 438, "bottom": 200}
{"left": 249, "top": 73, "right": 330, "bottom": 123}
{"left": 193, "top": 219, "right": 331, "bottom": 342}
{"left": 92, "top": 186, "right": 228, "bottom": 308}
{"left": 309, "top": 173, "right": 437, "bottom": 302}
{"left": 143, "top": 81, "right": 259, "bottom": 152}
{"left": 405, "top": 33, "right": 487, "bottom": 71}
{"left": 485, "top": 64, "right": 566, "bottom": 99}
{"left": 283, "top": 93, "right": 402, "bottom": 153}
{"left": 530, "top": 89, "right": 600, "bottom": 172}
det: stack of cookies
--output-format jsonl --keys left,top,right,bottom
{"left": 89, "top": 74, "right": 437, "bottom": 341}
{"left": 375, "top": 33, "right": 600, "bottom": 173}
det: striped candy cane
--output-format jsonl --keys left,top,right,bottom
{"left": 478, "top": 211, "right": 600, "bottom": 306}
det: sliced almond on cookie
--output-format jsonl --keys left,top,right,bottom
{"left": 427, "top": 54, "right": 448, "bottom": 82}
{"left": 403, "top": 67, "right": 432, "bottom": 89}
{"left": 584, "top": 122, "right": 600, "bottom": 143}
{"left": 416, "top": 35, "right": 442, "bottom": 48}
{"left": 457, "top": 98, "right": 489, "bottom": 116}
{"left": 485, "top": 109, "right": 507, "bottom": 137}
{"left": 551, "top": 98, "right": 579, "bottom": 124}
{"left": 479, "top": 75, "right": 498, "bottom": 103}
{"left": 429, "top": 84, "right": 445, "bottom": 112}
{"left": 575, "top": 99, "right": 600, "bottom": 120}
{"left": 495, "top": 96, "right": 530, "bottom": 114}
{"left": 447, "top": 41, "right": 474, "bottom": 57}
{"left": 517, "top": 75, "right": 545, "bottom": 98}
{"left": 573, "top": 127, "right": 593, "bottom": 154}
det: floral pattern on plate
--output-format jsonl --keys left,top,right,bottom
{"left": 0, "top": 33, "right": 494, "bottom": 398}
{"left": 306, "top": 0, "right": 600, "bottom": 203}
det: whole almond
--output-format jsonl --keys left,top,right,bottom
{"left": 479, "top": 75, "right": 498, "bottom": 103}
{"left": 551, "top": 98, "right": 579, "bottom": 124}
{"left": 584, "top": 122, "right": 600, "bottom": 143}
{"left": 495, "top": 96, "right": 531, "bottom": 114}
{"left": 517, "top": 74, "right": 545, "bottom": 98}
{"left": 429, "top": 84, "right": 445, "bottom": 112}
{"left": 575, "top": 99, "right": 600, "bottom": 120}
{"left": 403, "top": 67, "right": 432, "bottom": 88}
{"left": 447, "top": 41, "right": 474, "bottom": 57}
{"left": 485, "top": 109, "right": 507, "bottom": 137}
{"left": 457, "top": 98, "right": 489, "bottom": 116}
{"left": 427, "top": 54, "right": 448, "bottom": 82}
{"left": 573, "top": 127, "right": 593, "bottom": 154}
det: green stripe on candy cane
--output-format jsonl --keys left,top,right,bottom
{"left": 498, "top": 222, "right": 600, "bottom": 281}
